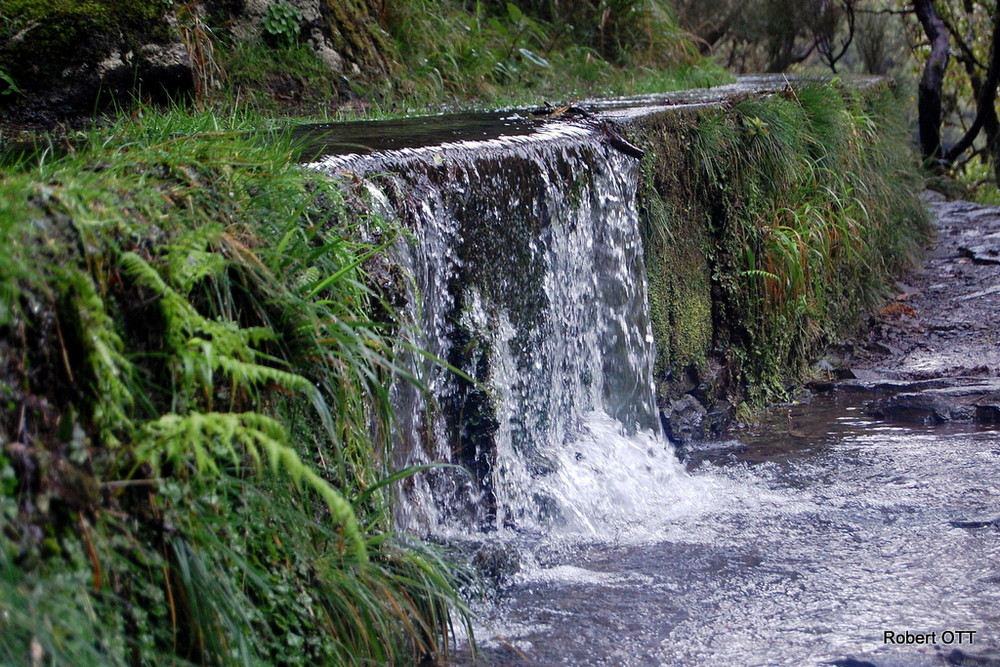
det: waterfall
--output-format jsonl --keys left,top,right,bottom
{"left": 309, "top": 118, "right": 685, "bottom": 536}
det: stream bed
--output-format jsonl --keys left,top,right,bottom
{"left": 457, "top": 394, "right": 1000, "bottom": 666}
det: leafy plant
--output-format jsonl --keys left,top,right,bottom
{"left": 262, "top": 0, "right": 303, "bottom": 47}
{"left": 0, "top": 109, "right": 470, "bottom": 664}
{"left": 640, "top": 81, "right": 929, "bottom": 409}
{"left": 0, "top": 69, "right": 20, "bottom": 95}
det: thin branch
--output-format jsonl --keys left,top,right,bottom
{"left": 944, "top": 4, "right": 1000, "bottom": 163}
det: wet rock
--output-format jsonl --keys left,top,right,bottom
{"left": 662, "top": 394, "right": 707, "bottom": 445}
{"left": 838, "top": 368, "right": 890, "bottom": 381}
{"left": 472, "top": 541, "right": 521, "bottom": 586}
{"left": 822, "top": 658, "right": 878, "bottom": 667}
{"left": 847, "top": 377, "right": 1000, "bottom": 424}
{"left": 949, "top": 517, "right": 1000, "bottom": 529}
{"left": 957, "top": 285, "right": 1000, "bottom": 302}
{"left": 704, "top": 399, "right": 735, "bottom": 438}
{"left": 832, "top": 377, "right": 954, "bottom": 395}
{"left": 943, "top": 647, "right": 1000, "bottom": 666}
{"left": 870, "top": 340, "right": 904, "bottom": 356}
{"left": 812, "top": 358, "right": 836, "bottom": 374}
{"left": 977, "top": 403, "right": 1000, "bottom": 422}
{"left": 959, "top": 239, "right": 1000, "bottom": 265}
{"left": 869, "top": 393, "right": 953, "bottom": 424}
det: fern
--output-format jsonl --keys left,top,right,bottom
{"left": 56, "top": 268, "right": 135, "bottom": 448}
{"left": 137, "top": 411, "right": 367, "bottom": 563}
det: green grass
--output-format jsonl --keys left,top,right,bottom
{"left": 638, "top": 80, "right": 931, "bottom": 409}
{"left": 725, "top": 83, "right": 931, "bottom": 404}
{"left": 0, "top": 109, "right": 471, "bottom": 665}
{"left": 201, "top": 0, "right": 731, "bottom": 121}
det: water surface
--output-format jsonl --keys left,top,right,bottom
{"left": 459, "top": 396, "right": 1000, "bottom": 666}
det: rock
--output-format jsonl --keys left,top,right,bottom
{"left": 472, "top": 541, "right": 521, "bottom": 586}
{"left": 662, "top": 394, "right": 707, "bottom": 445}
{"left": 821, "top": 659, "right": 878, "bottom": 667}
{"left": 704, "top": 399, "right": 734, "bottom": 438}
{"left": 870, "top": 340, "right": 904, "bottom": 356}
{"left": 977, "top": 403, "right": 1000, "bottom": 422}
{"left": 812, "top": 359, "right": 835, "bottom": 374}
{"left": 869, "top": 393, "right": 952, "bottom": 424}
{"left": 957, "top": 285, "right": 1000, "bottom": 301}
{"left": 949, "top": 517, "right": 1000, "bottom": 529}
{"left": 837, "top": 368, "right": 888, "bottom": 381}
{"left": 134, "top": 43, "right": 195, "bottom": 103}
{"left": 943, "top": 647, "right": 1000, "bottom": 666}
{"left": 832, "top": 377, "right": 953, "bottom": 394}
{"left": 840, "top": 377, "right": 1000, "bottom": 424}
{"left": 959, "top": 237, "right": 1000, "bottom": 265}
{"left": 309, "top": 28, "right": 346, "bottom": 73}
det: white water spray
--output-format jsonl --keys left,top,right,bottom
{"left": 310, "top": 122, "right": 692, "bottom": 537}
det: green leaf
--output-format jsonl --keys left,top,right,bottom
{"left": 0, "top": 70, "right": 21, "bottom": 96}
{"left": 506, "top": 2, "right": 523, "bottom": 23}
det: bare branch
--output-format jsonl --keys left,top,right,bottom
{"left": 944, "top": 2, "right": 1000, "bottom": 163}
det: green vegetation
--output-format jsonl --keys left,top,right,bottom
{"left": 0, "top": 2, "right": 937, "bottom": 662}
{"left": 637, "top": 80, "right": 931, "bottom": 408}
{"left": 367, "top": 0, "right": 723, "bottom": 110}
{"left": 0, "top": 0, "right": 729, "bottom": 124}
{"left": 0, "top": 111, "right": 471, "bottom": 664}
{"left": 0, "top": 2, "right": 734, "bottom": 663}
{"left": 672, "top": 0, "right": 1000, "bottom": 204}
{"left": 200, "top": 0, "right": 730, "bottom": 119}
{"left": 0, "top": 0, "right": 167, "bottom": 90}
{"left": 262, "top": 1, "right": 304, "bottom": 48}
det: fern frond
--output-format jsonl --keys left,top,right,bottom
{"left": 58, "top": 268, "right": 135, "bottom": 447}
{"left": 137, "top": 411, "right": 367, "bottom": 563}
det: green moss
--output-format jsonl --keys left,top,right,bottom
{"left": 631, "top": 80, "right": 930, "bottom": 413}
{"left": 322, "top": 0, "right": 392, "bottom": 76}
{"left": 642, "top": 195, "right": 713, "bottom": 379}
{"left": 0, "top": 0, "right": 169, "bottom": 90}
{"left": 0, "top": 110, "right": 470, "bottom": 664}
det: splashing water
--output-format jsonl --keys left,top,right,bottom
{"left": 308, "top": 109, "right": 1000, "bottom": 666}
{"left": 309, "top": 120, "right": 684, "bottom": 536}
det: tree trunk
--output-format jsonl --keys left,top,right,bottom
{"left": 913, "top": 0, "right": 951, "bottom": 164}
{"left": 944, "top": 2, "right": 1000, "bottom": 166}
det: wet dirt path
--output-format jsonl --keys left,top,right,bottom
{"left": 819, "top": 195, "right": 1000, "bottom": 418}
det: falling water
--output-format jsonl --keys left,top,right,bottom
{"left": 309, "top": 119, "right": 685, "bottom": 536}
{"left": 306, "top": 106, "right": 1000, "bottom": 666}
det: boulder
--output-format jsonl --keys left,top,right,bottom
{"left": 662, "top": 394, "right": 707, "bottom": 444}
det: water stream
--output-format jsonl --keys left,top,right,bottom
{"left": 306, "top": 101, "right": 1000, "bottom": 666}
{"left": 461, "top": 397, "right": 1000, "bottom": 666}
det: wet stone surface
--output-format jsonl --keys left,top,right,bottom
{"left": 813, "top": 196, "right": 1000, "bottom": 423}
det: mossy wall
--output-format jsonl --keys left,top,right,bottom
{"left": 627, "top": 80, "right": 931, "bottom": 417}
{"left": 0, "top": 0, "right": 175, "bottom": 92}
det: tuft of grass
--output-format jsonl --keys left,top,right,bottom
{"left": 728, "top": 84, "right": 931, "bottom": 404}
{"left": 0, "top": 109, "right": 470, "bottom": 665}
{"left": 204, "top": 0, "right": 729, "bottom": 119}
{"left": 639, "top": 80, "right": 930, "bottom": 409}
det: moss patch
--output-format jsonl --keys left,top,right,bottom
{"left": 628, "top": 80, "right": 931, "bottom": 412}
{"left": 0, "top": 0, "right": 168, "bottom": 90}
